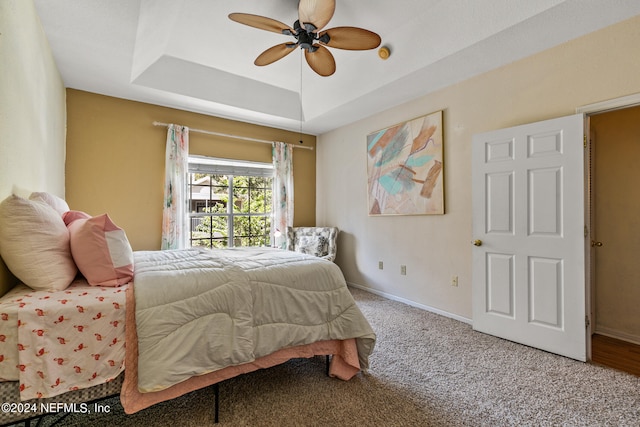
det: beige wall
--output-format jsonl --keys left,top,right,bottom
{"left": 591, "top": 105, "right": 640, "bottom": 343}
{"left": 317, "top": 15, "right": 640, "bottom": 320}
{"left": 0, "top": 0, "right": 66, "bottom": 295}
{"left": 65, "top": 90, "right": 316, "bottom": 251}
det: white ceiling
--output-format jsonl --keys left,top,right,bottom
{"left": 34, "top": 0, "right": 640, "bottom": 135}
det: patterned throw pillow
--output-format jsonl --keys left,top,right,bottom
{"left": 295, "top": 236, "right": 318, "bottom": 256}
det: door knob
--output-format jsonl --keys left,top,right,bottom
{"left": 591, "top": 240, "right": 603, "bottom": 247}
{"left": 472, "top": 239, "right": 482, "bottom": 246}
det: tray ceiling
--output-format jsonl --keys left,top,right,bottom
{"left": 34, "top": 0, "right": 640, "bottom": 134}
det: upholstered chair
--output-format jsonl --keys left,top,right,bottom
{"left": 285, "top": 227, "right": 339, "bottom": 262}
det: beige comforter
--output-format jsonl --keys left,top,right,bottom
{"left": 132, "top": 247, "right": 376, "bottom": 393}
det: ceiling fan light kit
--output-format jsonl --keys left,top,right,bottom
{"left": 229, "top": 0, "right": 381, "bottom": 77}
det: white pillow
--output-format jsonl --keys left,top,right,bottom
{"left": 29, "top": 192, "right": 70, "bottom": 215}
{"left": 0, "top": 195, "right": 77, "bottom": 291}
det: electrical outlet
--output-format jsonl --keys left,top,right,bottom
{"left": 378, "top": 261, "right": 384, "bottom": 270}
{"left": 400, "top": 265, "right": 407, "bottom": 275}
{"left": 451, "top": 275, "right": 458, "bottom": 287}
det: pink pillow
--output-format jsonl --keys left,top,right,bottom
{"left": 68, "top": 214, "right": 134, "bottom": 287}
{"left": 63, "top": 210, "right": 92, "bottom": 226}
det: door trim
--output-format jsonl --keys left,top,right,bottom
{"left": 577, "top": 92, "right": 640, "bottom": 115}
{"left": 578, "top": 93, "right": 640, "bottom": 361}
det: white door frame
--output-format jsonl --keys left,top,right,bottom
{"left": 576, "top": 92, "right": 640, "bottom": 116}
{"left": 576, "top": 92, "right": 640, "bottom": 360}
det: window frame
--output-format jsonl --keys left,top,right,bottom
{"left": 187, "top": 156, "right": 274, "bottom": 248}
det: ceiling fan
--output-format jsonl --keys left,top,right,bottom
{"left": 229, "top": 0, "right": 381, "bottom": 77}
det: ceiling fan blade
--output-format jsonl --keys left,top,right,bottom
{"left": 319, "top": 27, "right": 382, "bottom": 50}
{"left": 298, "top": 0, "right": 335, "bottom": 30}
{"left": 305, "top": 45, "right": 336, "bottom": 77}
{"left": 255, "top": 43, "right": 297, "bottom": 66}
{"left": 229, "top": 13, "right": 293, "bottom": 34}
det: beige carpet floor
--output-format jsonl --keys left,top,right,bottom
{"left": 37, "top": 286, "right": 640, "bottom": 426}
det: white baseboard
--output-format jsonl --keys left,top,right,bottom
{"left": 594, "top": 326, "right": 640, "bottom": 346}
{"left": 347, "top": 282, "right": 473, "bottom": 325}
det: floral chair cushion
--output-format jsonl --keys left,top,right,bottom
{"left": 285, "top": 227, "right": 339, "bottom": 262}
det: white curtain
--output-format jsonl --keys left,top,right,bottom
{"left": 272, "top": 141, "right": 294, "bottom": 249}
{"left": 161, "top": 124, "right": 189, "bottom": 250}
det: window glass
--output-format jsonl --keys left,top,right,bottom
{"left": 188, "top": 157, "right": 273, "bottom": 248}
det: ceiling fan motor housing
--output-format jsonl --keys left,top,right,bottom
{"left": 284, "top": 20, "right": 328, "bottom": 53}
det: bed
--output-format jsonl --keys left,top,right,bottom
{"left": 0, "top": 193, "right": 376, "bottom": 425}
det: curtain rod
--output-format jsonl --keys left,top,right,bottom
{"left": 152, "top": 121, "right": 313, "bottom": 151}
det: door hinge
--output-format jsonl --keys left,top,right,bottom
{"left": 584, "top": 225, "right": 588, "bottom": 238}
{"left": 585, "top": 315, "right": 590, "bottom": 328}
{"left": 584, "top": 135, "right": 587, "bottom": 148}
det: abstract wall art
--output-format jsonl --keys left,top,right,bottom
{"left": 367, "top": 110, "right": 444, "bottom": 215}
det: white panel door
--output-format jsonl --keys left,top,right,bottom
{"left": 472, "top": 114, "right": 586, "bottom": 361}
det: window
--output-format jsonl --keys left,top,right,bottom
{"left": 188, "top": 156, "right": 273, "bottom": 248}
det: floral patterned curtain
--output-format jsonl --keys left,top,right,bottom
{"left": 161, "top": 124, "right": 189, "bottom": 250}
{"left": 272, "top": 141, "right": 294, "bottom": 249}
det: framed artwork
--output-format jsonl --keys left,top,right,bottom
{"left": 367, "top": 110, "right": 443, "bottom": 215}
